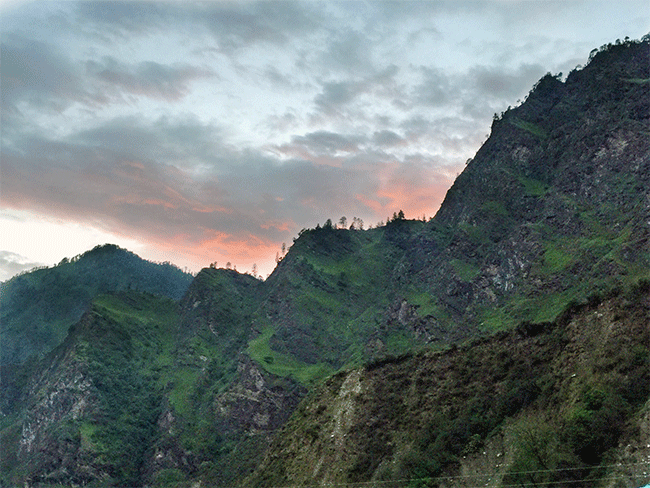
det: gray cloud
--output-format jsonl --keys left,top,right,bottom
{"left": 313, "top": 80, "right": 364, "bottom": 114}
{"left": 0, "top": 34, "right": 93, "bottom": 113}
{"left": 412, "top": 66, "right": 454, "bottom": 107}
{"left": 69, "top": 115, "right": 230, "bottom": 171}
{"left": 291, "top": 131, "right": 365, "bottom": 154}
{"left": 0, "top": 31, "right": 213, "bottom": 129}
{"left": 372, "top": 130, "right": 406, "bottom": 147}
{"left": 87, "top": 57, "right": 216, "bottom": 101}
{"left": 0, "top": 251, "right": 45, "bottom": 282}
{"left": 468, "top": 63, "right": 545, "bottom": 99}
{"left": 318, "top": 29, "right": 375, "bottom": 74}
{"left": 73, "top": 1, "right": 172, "bottom": 39}
{"left": 190, "top": 1, "right": 327, "bottom": 55}
{"left": 312, "top": 64, "right": 401, "bottom": 118}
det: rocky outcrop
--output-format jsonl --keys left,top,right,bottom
{"left": 214, "top": 356, "right": 306, "bottom": 433}
{"left": 17, "top": 328, "right": 107, "bottom": 486}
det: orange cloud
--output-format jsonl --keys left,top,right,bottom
{"left": 142, "top": 229, "right": 282, "bottom": 278}
{"left": 191, "top": 203, "right": 232, "bottom": 214}
{"left": 356, "top": 161, "right": 461, "bottom": 221}
{"left": 260, "top": 220, "right": 294, "bottom": 232}
{"left": 142, "top": 198, "right": 178, "bottom": 209}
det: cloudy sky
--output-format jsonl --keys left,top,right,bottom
{"left": 1, "top": 1, "right": 648, "bottom": 280}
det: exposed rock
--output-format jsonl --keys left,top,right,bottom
{"left": 214, "top": 356, "right": 306, "bottom": 434}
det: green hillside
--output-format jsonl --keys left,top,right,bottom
{"left": 1, "top": 37, "right": 649, "bottom": 488}
{"left": 0, "top": 244, "right": 193, "bottom": 366}
{"left": 1, "top": 292, "right": 180, "bottom": 487}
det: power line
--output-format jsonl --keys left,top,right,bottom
{"left": 259, "top": 460, "right": 650, "bottom": 488}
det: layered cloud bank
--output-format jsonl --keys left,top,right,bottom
{"left": 1, "top": 1, "right": 647, "bottom": 278}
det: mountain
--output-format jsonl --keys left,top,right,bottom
{"left": 0, "top": 244, "right": 194, "bottom": 367}
{"left": 4, "top": 293, "right": 180, "bottom": 486}
{"left": 1, "top": 37, "right": 649, "bottom": 488}
{"left": 244, "top": 37, "right": 649, "bottom": 487}
{"left": 401, "top": 38, "right": 649, "bottom": 334}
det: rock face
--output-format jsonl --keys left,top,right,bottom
{"left": 18, "top": 341, "right": 102, "bottom": 486}
{"left": 214, "top": 357, "right": 306, "bottom": 433}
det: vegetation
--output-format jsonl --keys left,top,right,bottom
{"left": 0, "top": 244, "right": 193, "bottom": 367}
{"left": 2, "top": 37, "right": 649, "bottom": 488}
{"left": 246, "top": 280, "right": 650, "bottom": 487}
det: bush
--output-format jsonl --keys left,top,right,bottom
{"left": 563, "top": 387, "right": 629, "bottom": 465}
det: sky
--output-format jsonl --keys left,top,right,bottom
{"left": 1, "top": 1, "right": 648, "bottom": 280}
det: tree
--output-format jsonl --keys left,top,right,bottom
{"left": 324, "top": 218, "right": 333, "bottom": 230}
{"left": 503, "top": 415, "right": 578, "bottom": 487}
{"left": 339, "top": 216, "right": 347, "bottom": 229}
{"left": 397, "top": 209, "right": 405, "bottom": 220}
{"left": 251, "top": 263, "right": 258, "bottom": 278}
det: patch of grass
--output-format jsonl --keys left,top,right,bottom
{"left": 542, "top": 245, "right": 576, "bottom": 274}
{"left": 154, "top": 468, "right": 188, "bottom": 487}
{"left": 168, "top": 367, "right": 200, "bottom": 418}
{"left": 406, "top": 290, "right": 440, "bottom": 317}
{"left": 479, "top": 306, "right": 517, "bottom": 332}
{"left": 531, "top": 289, "right": 582, "bottom": 323}
{"left": 481, "top": 200, "right": 508, "bottom": 216}
{"left": 384, "top": 332, "right": 418, "bottom": 357}
{"left": 79, "top": 422, "right": 98, "bottom": 451}
{"left": 518, "top": 176, "right": 549, "bottom": 196}
{"left": 458, "top": 222, "right": 490, "bottom": 245}
{"left": 510, "top": 118, "right": 548, "bottom": 139}
{"left": 246, "top": 327, "right": 334, "bottom": 386}
{"left": 449, "top": 259, "right": 480, "bottom": 282}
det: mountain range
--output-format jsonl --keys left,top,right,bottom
{"left": 1, "top": 36, "right": 648, "bottom": 488}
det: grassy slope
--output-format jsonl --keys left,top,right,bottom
{"left": 248, "top": 220, "right": 426, "bottom": 385}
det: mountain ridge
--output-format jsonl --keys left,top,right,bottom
{"left": 1, "top": 36, "right": 649, "bottom": 488}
